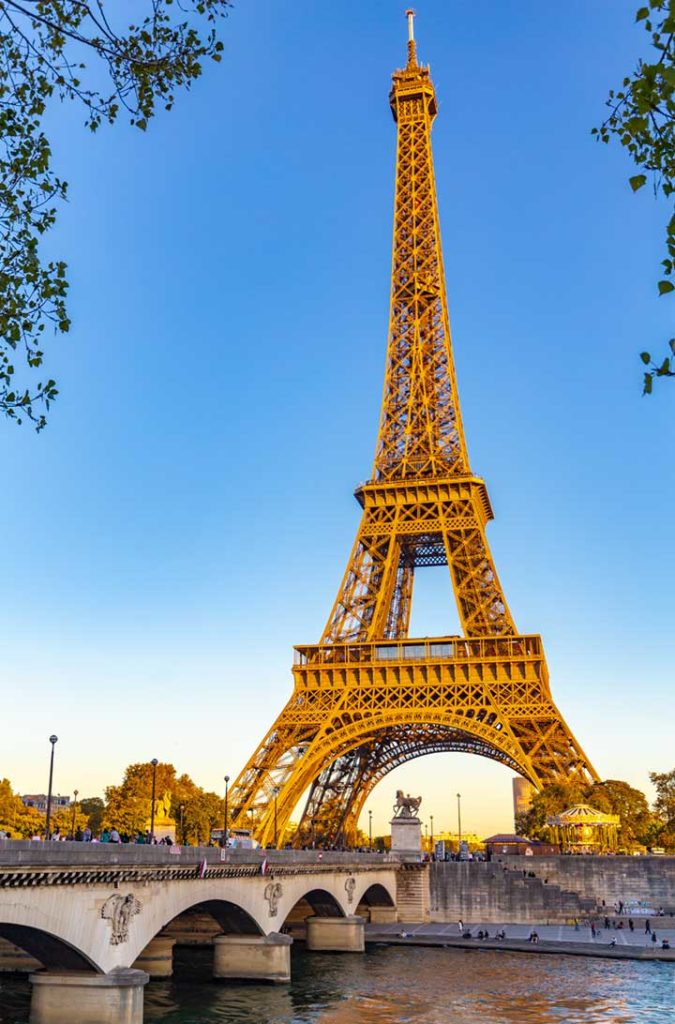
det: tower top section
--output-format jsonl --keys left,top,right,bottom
{"left": 376, "top": 14, "right": 466, "bottom": 481}
{"left": 405, "top": 8, "right": 417, "bottom": 68}
{"left": 390, "top": 9, "right": 437, "bottom": 121}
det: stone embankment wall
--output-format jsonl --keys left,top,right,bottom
{"left": 427, "top": 857, "right": 675, "bottom": 924}
{"left": 428, "top": 862, "right": 595, "bottom": 924}
{"left": 498, "top": 855, "right": 675, "bottom": 910}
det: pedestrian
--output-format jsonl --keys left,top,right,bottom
{"left": 618, "top": 900, "right": 624, "bottom": 915}
{"left": 604, "top": 916, "right": 610, "bottom": 929}
{"left": 457, "top": 919, "right": 463, "bottom": 934}
{"left": 109, "top": 828, "right": 120, "bottom": 843}
{"left": 629, "top": 919, "right": 634, "bottom": 932}
{"left": 645, "top": 919, "right": 651, "bottom": 934}
{"left": 591, "top": 922, "right": 597, "bottom": 938}
{"left": 83, "top": 826, "right": 91, "bottom": 842}
{"left": 652, "top": 930, "right": 658, "bottom": 944}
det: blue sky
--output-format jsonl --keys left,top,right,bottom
{"left": 1, "top": 1, "right": 673, "bottom": 837}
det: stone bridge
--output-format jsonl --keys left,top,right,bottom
{"left": 0, "top": 841, "right": 401, "bottom": 1023}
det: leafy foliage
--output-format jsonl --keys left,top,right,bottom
{"left": 593, "top": 0, "right": 675, "bottom": 391}
{"left": 649, "top": 767, "right": 675, "bottom": 848}
{"left": 0, "top": 777, "right": 44, "bottom": 837}
{"left": 104, "top": 761, "right": 223, "bottom": 842}
{"left": 517, "top": 777, "right": 659, "bottom": 849}
{"left": 0, "top": 0, "right": 230, "bottom": 429}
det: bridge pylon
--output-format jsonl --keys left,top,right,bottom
{"left": 231, "top": 13, "right": 598, "bottom": 848}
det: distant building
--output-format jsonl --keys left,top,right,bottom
{"left": 434, "top": 831, "right": 484, "bottom": 851}
{"left": 21, "top": 795, "right": 70, "bottom": 814}
{"left": 484, "top": 833, "right": 559, "bottom": 857}
{"left": 512, "top": 777, "right": 535, "bottom": 823}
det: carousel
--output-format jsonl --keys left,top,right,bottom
{"left": 546, "top": 803, "right": 620, "bottom": 853}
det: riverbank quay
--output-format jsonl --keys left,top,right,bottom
{"left": 366, "top": 921, "right": 675, "bottom": 963}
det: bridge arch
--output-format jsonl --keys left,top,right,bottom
{"left": 124, "top": 882, "right": 267, "bottom": 966}
{"left": 356, "top": 883, "right": 395, "bottom": 908}
{"left": 0, "top": 923, "right": 99, "bottom": 973}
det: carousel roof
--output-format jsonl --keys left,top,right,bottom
{"left": 547, "top": 803, "right": 620, "bottom": 827}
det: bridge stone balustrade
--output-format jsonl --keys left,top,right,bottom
{"left": 0, "top": 841, "right": 398, "bottom": 1024}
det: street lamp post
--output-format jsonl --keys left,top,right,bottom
{"left": 457, "top": 792, "right": 462, "bottom": 850}
{"left": 430, "top": 814, "right": 434, "bottom": 852}
{"left": 223, "top": 776, "right": 230, "bottom": 846}
{"left": 150, "top": 759, "right": 158, "bottom": 842}
{"left": 368, "top": 810, "right": 373, "bottom": 851}
{"left": 45, "top": 736, "right": 58, "bottom": 840}
{"left": 71, "top": 789, "right": 79, "bottom": 836}
{"left": 179, "top": 804, "right": 185, "bottom": 845}
{"left": 273, "top": 787, "right": 280, "bottom": 848}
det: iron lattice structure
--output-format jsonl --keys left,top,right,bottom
{"left": 231, "top": 16, "right": 597, "bottom": 847}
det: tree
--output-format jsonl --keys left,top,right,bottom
{"left": 0, "top": 777, "right": 43, "bottom": 837}
{"left": 515, "top": 781, "right": 587, "bottom": 840}
{"left": 104, "top": 761, "right": 179, "bottom": 835}
{"left": 0, "top": 0, "right": 231, "bottom": 429}
{"left": 586, "top": 779, "right": 652, "bottom": 846}
{"left": 593, "top": 0, "right": 675, "bottom": 392}
{"left": 517, "top": 778, "right": 654, "bottom": 848}
{"left": 104, "top": 761, "right": 223, "bottom": 843}
{"left": 79, "top": 796, "right": 104, "bottom": 834}
{"left": 649, "top": 767, "right": 675, "bottom": 848}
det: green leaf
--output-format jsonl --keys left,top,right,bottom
{"left": 636, "top": 6, "right": 649, "bottom": 21}
{"left": 658, "top": 280, "right": 675, "bottom": 294}
{"left": 629, "top": 174, "right": 647, "bottom": 192}
{"left": 643, "top": 373, "right": 653, "bottom": 395}
{"left": 669, "top": 339, "right": 675, "bottom": 354}
{"left": 640, "top": 351, "right": 651, "bottom": 364}
{"left": 656, "top": 357, "right": 671, "bottom": 375}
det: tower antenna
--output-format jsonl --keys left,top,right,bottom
{"left": 405, "top": 8, "right": 418, "bottom": 67}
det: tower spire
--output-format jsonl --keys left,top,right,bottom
{"left": 405, "top": 8, "right": 418, "bottom": 68}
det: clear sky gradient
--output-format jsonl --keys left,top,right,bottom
{"left": 1, "top": 1, "right": 673, "bottom": 839}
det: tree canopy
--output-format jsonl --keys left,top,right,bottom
{"left": 649, "top": 768, "right": 675, "bottom": 847}
{"left": 104, "top": 760, "right": 223, "bottom": 843}
{"left": 594, "top": 0, "right": 675, "bottom": 391}
{"left": 516, "top": 775, "right": 672, "bottom": 850}
{"left": 0, "top": 0, "right": 230, "bottom": 429}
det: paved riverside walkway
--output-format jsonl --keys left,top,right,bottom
{"left": 365, "top": 922, "right": 675, "bottom": 962}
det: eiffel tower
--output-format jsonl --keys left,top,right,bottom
{"left": 231, "top": 11, "right": 598, "bottom": 847}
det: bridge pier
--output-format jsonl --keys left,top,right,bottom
{"left": 132, "top": 935, "right": 175, "bottom": 978}
{"left": 305, "top": 915, "right": 365, "bottom": 952}
{"left": 368, "top": 906, "right": 398, "bottom": 924}
{"left": 213, "top": 932, "right": 292, "bottom": 983}
{"left": 29, "top": 968, "right": 148, "bottom": 1024}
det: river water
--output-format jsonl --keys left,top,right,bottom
{"left": 0, "top": 946, "right": 673, "bottom": 1023}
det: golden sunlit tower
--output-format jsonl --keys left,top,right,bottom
{"left": 230, "top": 12, "right": 598, "bottom": 847}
